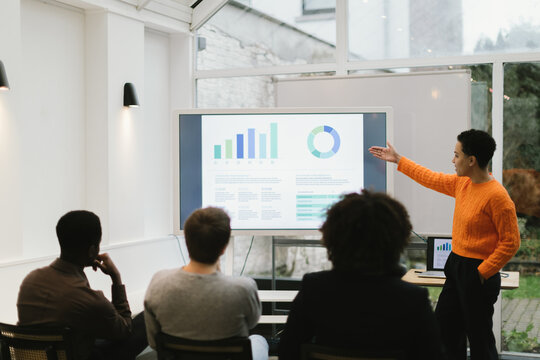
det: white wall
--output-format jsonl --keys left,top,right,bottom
{"left": 0, "top": 0, "right": 193, "bottom": 322}
{"left": 20, "top": 0, "right": 87, "bottom": 257}
{"left": 0, "top": 0, "right": 23, "bottom": 261}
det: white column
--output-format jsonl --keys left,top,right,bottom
{"left": 86, "top": 11, "right": 146, "bottom": 244}
{"left": 170, "top": 32, "right": 194, "bottom": 109}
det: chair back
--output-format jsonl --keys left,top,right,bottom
{"left": 301, "top": 343, "right": 404, "bottom": 360}
{"left": 155, "top": 333, "right": 252, "bottom": 360}
{"left": 0, "top": 322, "right": 74, "bottom": 360}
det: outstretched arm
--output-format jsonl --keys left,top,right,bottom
{"left": 369, "top": 141, "right": 401, "bottom": 164}
{"left": 371, "top": 142, "right": 458, "bottom": 198}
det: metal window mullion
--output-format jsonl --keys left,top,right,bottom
{"left": 335, "top": 0, "right": 349, "bottom": 76}
{"left": 492, "top": 61, "right": 504, "bottom": 183}
{"left": 193, "top": 52, "right": 540, "bottom": 80}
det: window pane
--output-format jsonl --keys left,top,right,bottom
{"left": 501, "top": 62, "right": 540, "bottom": 354}
{"left": 348, "top": 65, "right": 493, "bottom": 134}
{"left": 196, "top": 1, "right": 335, "bottom": 71}
{"left": 196, "top": 72, "right": 334, "bottom": 108}
{"left": 303, "top": 0, "right": 335, "bottom": 14}
{"left": 196, "top": 76, "right": 276, "bottom": 108}
{"left": 234, "top": 236, "right": 331, "bottom": 279}
{"left": 348, "top": 0, "right": 540, "bottom": 61}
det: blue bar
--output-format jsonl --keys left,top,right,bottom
{"left": 236, "top": 134, "right": 244, "bottom": 159}
{"left": 248, "top": 128, "right": 255, "bottom": 159}
{"left": 260, "top": 134, "right": 267, "bottom": 159}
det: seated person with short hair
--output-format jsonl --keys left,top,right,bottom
{"left": 144, "top": 206, "right": 268, "bottom": 360}
{"left": 278, "top": 191, "right": 445, "bottom": 360}
{"left": 17, "top": 210, "right": 148, "bottom": 360}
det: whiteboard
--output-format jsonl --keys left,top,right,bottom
{"left": 276, "top": 70, "right": 471, "bottom": 235}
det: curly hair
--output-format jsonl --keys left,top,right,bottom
{"left": 320, "top": 190, "right": 412, "bottom": 272}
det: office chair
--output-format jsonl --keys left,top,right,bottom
{"left": 0, "top": 322, "right": 74, "bottom": 360}
{"left": 155, "top": 332, "right": 253, "bottom": 360}
{"left": 301, "top": 343, "right": 404, "bottom": 360}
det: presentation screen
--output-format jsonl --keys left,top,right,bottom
{"left": 174, "top": 108, "right": 392, "bottom": 234}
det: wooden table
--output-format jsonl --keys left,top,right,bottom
{"left": 402, "top": 269, "right": 520, "bottom": 289}
{"left": 256, "top": 270, "right": 520, "bottom": 324}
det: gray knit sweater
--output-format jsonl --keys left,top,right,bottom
{"left": 144, "top": 268, "right": 261, "bottom": 348}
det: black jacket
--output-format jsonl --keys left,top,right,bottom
{"left": 278, "top": 269, "right": 445, "bottom": 360}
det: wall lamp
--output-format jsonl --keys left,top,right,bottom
{"left": 0, "top": 60, "right": 10, "bottom": 91}
{"left": 123, "top": 82, "right": 139, "bottom": 107}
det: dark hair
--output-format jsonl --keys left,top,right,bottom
{"left": 457, "top": 129, "right": 496, "bottom": 169}
{"left": 320, "top": 190, "right": 412, "bottom": 272}
{"left": 184, "top": 207, "right": 231, "bottom": 264}
{"left": 56, "top": 210, "right": 102, "bottom": 257}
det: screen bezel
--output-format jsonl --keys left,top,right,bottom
{"left": 172, "top": 107, "right": 394, "bottom": 236}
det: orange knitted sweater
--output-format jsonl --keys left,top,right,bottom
{"left": 398, "top": 157, "right": 520, "bottom": 279}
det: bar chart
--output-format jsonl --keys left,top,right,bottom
{"left": 213, "top": 123, "right": 278, "bottom": 160}
{"left": 437, "top": 242, "right": 452, "bottom": 251}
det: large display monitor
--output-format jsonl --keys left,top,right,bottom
{"left": 173, "top": 108, "right": 393, "bottom": 235}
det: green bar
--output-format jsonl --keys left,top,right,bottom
{"left": 214, "top": 145, "right": 221, "bottom": 159}
{"left": 225, "top": 140, "right": 232, "bottom": 159}
{"left": 270, "top": 123, "right": 278, "bottom": 159}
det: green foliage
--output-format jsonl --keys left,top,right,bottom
{"left": 503, "top": 324, "right": 540, "bottom": 353}
{"left": 502, "top": 275, "right": 540, "bottom": 299}
{"left": 514, "top": 238, "right": 540, "bottom": 260}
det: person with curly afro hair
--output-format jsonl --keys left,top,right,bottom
{"left": 278, "top": 190, "right": 445, "bottom": 360}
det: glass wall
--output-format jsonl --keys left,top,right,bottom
{"left": 500, "top": 62, "right": 540, "bottom": 354}
{"left": 194, "top": 1, "right": 540, "bottom": 356}
{"left": 196, "top": 1, "right": 336, "bottom": 71}
{"left": 348, "top": 0, "right": 540, "bottom": 61}
{"left": 196, "top": 76, "right": 277, "bottom": 108}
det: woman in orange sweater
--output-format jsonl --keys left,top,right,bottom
{"left": 369, "top": 129, "right": 520, "bottom": 360}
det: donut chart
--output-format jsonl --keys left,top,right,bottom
{"left": 307, "top": 125, "right": 341, "bottom": 158}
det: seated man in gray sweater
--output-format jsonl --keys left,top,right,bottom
{"left": 144, "top": 207, "right": 268, "bottom": 360}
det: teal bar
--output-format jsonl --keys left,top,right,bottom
{"left": 270, "top": 123, "right": 278, "bottom": 158}
{"left": 260, "top": 134, "right": 267, "bottom": 159}
{"left": 296, "top": 195, "right": 330, "bottom": 199}
{"left": 297, "top": 204, "right": 329, "bottom": 208}
{"left": 214, "top": 145, "right": 221, "bottom": 159}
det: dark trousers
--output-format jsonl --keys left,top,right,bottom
{"left": 92, "top": 312, "right": 148, "bottom": 360}
{"left": 435, "top": 252, "right": 501, "bottom": 360}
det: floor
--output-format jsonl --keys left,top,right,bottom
{"left": 502, "top": 298, "right": 540, "bottom": 339}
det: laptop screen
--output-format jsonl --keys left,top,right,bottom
{"left": 427, "top": 236, "right": 452, "bottom": 271}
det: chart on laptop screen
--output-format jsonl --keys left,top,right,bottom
{"left": 433, "top": 237, "right": 452, "bottom": 269}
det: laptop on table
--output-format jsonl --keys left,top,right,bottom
{"left": 417, "top": 236, "right": 452, "bottom": 279}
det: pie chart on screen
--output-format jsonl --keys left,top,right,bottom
{"left": 307, "top": 125, "right": 341, "bottom": 159}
